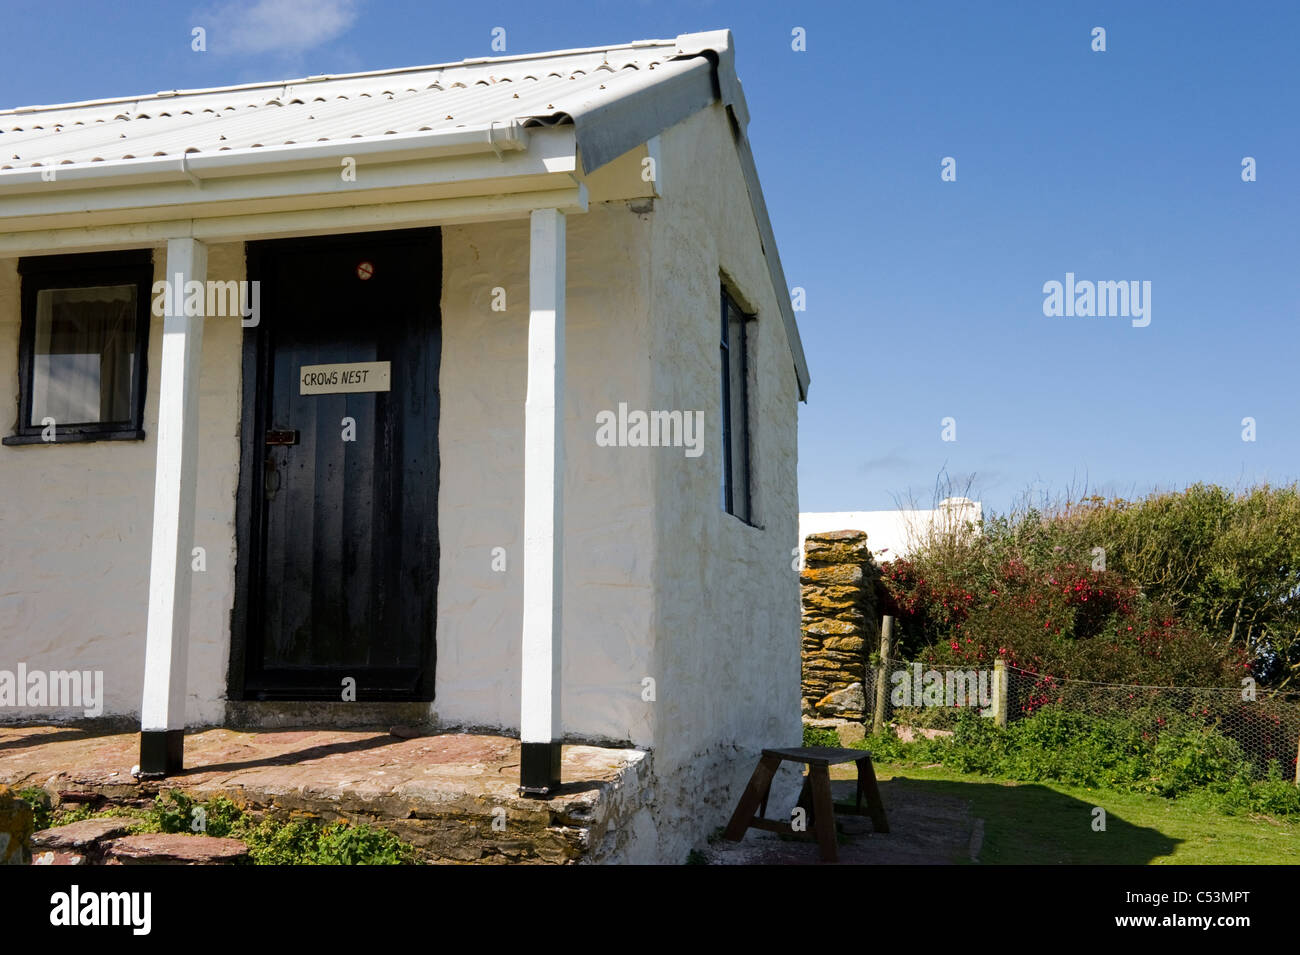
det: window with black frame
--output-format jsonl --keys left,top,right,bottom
{"left": 4, "top": 251, "right": 153, "bottom": 445}
{"left": 720, "top": 286, "right": 753, "bottom": 524}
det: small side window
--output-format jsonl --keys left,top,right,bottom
{"left": 4, "top": 250, "right": 152, "bottom": 445}
{"left": 720, "top": 286, "right": 754, "bottom": 523}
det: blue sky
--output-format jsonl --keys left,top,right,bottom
{"left": 7, "top": 1, "right": 1297, "bottom": 515}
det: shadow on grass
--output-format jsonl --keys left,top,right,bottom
{"left": 877, "top": 774, "right": 1182, "bottom": 864}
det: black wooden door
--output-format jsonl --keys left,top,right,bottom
{"left": 239, "top": 230, "right": 440, "bottom": 700}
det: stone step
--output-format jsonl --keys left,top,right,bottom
{"left": 103, "top": 833, "right": 250, "bottom": 865}
{"left": 31, "top": 817, "right": 134, "bottom": 865}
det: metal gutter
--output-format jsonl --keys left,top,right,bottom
{"left": 0, "top": 122, "right": 530, "bottom": 194}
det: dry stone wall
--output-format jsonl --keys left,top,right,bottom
{"left": 800, "top": 531, "right": 881, "bottom": 720}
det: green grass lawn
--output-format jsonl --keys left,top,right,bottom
{"left": 855, "top": 762, "right": 1300, "bottom": 864}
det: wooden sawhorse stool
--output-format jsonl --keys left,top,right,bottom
{"left": 723, "top": 747, "right": 889, "bottom": 862}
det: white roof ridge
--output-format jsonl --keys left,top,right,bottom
{"left": 1, "top": 35, "right": 685, "bottom": 117}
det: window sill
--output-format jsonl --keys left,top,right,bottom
{"left": 725, "top": 510, "right": 763, "bottom": 530}
{"left": 3, "top": 429, "right": 146, "bottom": 446}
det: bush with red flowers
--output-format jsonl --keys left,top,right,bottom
{"left": 880, "top": 541, "right": 1246, "bottom": 689}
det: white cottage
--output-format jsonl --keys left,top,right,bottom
{"left": 0, "top": 30, "right": 809, "bottom": 832}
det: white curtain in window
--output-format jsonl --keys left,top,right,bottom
{"left": 31, "top": 284, "right": 136, "bottom": 427}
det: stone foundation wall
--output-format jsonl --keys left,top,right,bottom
{"left": 11, "top": 748, "right": 653, "bottom": 866}
{"left": 800, "top": 531, "right": 881, "bottom": 720}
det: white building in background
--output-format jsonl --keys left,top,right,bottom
{"left": 799, "top": 497, "right": 983, "bottom": 564}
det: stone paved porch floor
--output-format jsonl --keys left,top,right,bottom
{"left": 0, "top": 724, "right": 649, "bottom": 863}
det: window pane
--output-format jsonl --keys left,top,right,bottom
{"left": 720, "top": 294, "right": 734, "bottom": 514}
{"left": 727, "top": 307, "right": 749, "bottom": 522}
{"left": 720, "top": 337, "right": 731, "bottom": 512}
{"left": 30, "top": 285, "right": 137, "bottom": 427}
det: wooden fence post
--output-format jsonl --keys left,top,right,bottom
{"left": 873, "top": 616, "right": 894, "bottom": 735}
{"left": 993, "top": 658, "right": 1008, "bottom": 728}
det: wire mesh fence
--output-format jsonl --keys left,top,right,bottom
{"left": 863, "top": 660, "right": 1300, "bottom": 782}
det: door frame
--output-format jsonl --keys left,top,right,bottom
{"left": 226, "top": 227, "right": 442, "bottom": 702}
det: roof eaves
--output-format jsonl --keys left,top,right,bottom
{"left": 0, "top": 122, "right": 531, "bottom": 193}
{"left": 533, "top": 56, "right": 716, "bottom": 175}
{"left": 673, "top": 29, "right": 810, "bottom": 401}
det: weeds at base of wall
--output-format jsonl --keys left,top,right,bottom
{"left": 15, "top": 788, "right": 421, "bottom": 864}
{"left": 802, "top": 725, "right": 842, "bottom": 748}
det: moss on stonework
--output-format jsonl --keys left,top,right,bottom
{"left": 0, "top": 785, "right": 35, "bottom": 864}
{"left": 800, "top": 529, "right": 884, "bottom": 717}
{"left": 17, "top": 789, "right": 423, "bottom": 865}
{"left": 799, "top": 564, "right": 865, "bottom": 587}
{"left": 803, "top": 531, "right": 873, "bottom": 567}
{"left": 803, "top": 617, "right": 864, "bottom": 638}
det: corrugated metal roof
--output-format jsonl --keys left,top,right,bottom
{"left": 0, "top": 39, "right": 692, "bottom": 170}
{"left": 0, "top": 30, "right": 811, "bottom": 400}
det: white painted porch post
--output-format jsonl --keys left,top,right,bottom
{"left": 519, "top": 208, "right": 566, "bottom": 796}
{"left": 139, "top": 237, "right": 207, "bottom": 776}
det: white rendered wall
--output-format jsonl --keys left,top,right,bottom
{"left": 0, "top": 245, "right": 244, "bottom": 725}
{"left": 433, "top": 203, "right": 657, "bottom": 745}
{"left": 643, "top": 104, "right": 805, "bottom": 861}
{"left": 0, "top": 212, "right": 661, "bottom": 741}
